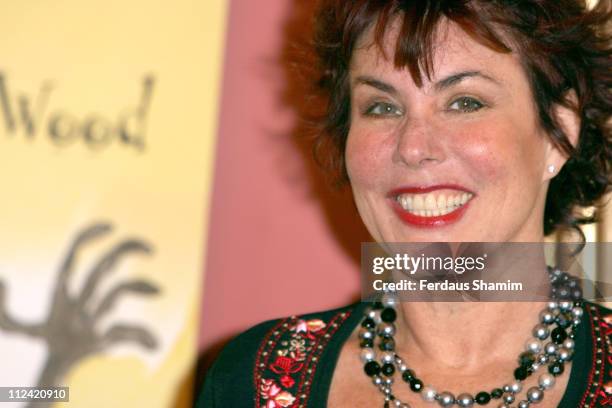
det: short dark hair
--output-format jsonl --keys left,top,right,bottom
{"left": 311, "top": 0, "right": 612, "bottom": 240}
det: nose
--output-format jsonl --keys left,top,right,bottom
{"left": 392, "top": 118, "right": 445, "bottom": 168}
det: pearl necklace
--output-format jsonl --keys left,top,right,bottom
{"left": 359, "top": 266, "right": 583, "bottom": 408}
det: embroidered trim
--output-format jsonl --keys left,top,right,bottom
{"left": 254, "top": 310, "right": 351, "bottom": 408}
{"left": 578, "top": 304, "right": 611, "bottom": 407}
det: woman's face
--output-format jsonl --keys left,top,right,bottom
{"left": 346, "top": 21, "right": 563, "bottom": 243}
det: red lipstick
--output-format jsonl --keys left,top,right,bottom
{"left": 388, "top": 185, "right": 474, "bottom": 228}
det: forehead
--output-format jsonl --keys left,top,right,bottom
{"left": 350, "top": 18, "right": 522, "bottom": 86}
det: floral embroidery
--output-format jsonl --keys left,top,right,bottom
{"left": 254, "top": 312, "right": 351, "bottom": 408}
{"left": 260, "top": 379, "right": 296, "bottom": 407}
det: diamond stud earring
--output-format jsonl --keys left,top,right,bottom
{"left": 547, "top": 164, "right": 556, "bottom": 174}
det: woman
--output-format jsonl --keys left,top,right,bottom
{"left": 198, "top": 0, "right": 612, "bottom": 407}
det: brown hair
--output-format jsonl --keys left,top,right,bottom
{"left": 310, "top": 0, "right": 612, "bottom": 241}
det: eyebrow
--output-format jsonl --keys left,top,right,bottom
{"left": 352, "top": 71, "right": 500, "bottom": 94}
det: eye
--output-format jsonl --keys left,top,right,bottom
{"left": 364, "top": 102, "right": 402, "bottom": 117}
{"left": 448, "top": 96, "right": 485, "bottom": 113}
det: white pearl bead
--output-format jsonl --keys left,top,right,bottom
{"left": 526, "top": 339, "right": 542, "bottom": 353}
{"left": 360, "top": 348, "right": 375, "bottom": 363}
{"left": 421, "top": 386, "right": 437, "bottom": 402}
{"left": 381, "top": 351, "right": 394, "bottom": 363}
{"left": 527, "top": 386, "right": 544, "bottom": 402}
{"left": 558, "top": 347, "right": 572, "bottom": 361}
{"left": 532, "top": 324, "right": 549, "bottom": 340}
{"left": 563, "top": 338, "right": 575, "bottom": 350}
{"left": 510, "top": 381, "right": 522, "bottom": 394}
{"left": 538, "top": 373, "right": 555, "bottom": 389}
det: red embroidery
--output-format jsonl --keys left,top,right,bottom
{"left": 581, "top": 304, "right": 612, "bottom": 407}
{"left": 254, "top": 311, "right": 351, "bottom": 408}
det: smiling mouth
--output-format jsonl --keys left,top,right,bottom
{"left": 395, "top": 191, "right": 474, "bottom": 217}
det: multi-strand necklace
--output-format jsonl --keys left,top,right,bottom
{"left": 359, "top": 266, "right": 583, "bottom": 407}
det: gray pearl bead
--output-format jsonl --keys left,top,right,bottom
{"left": 360, "top": 348, "right": 375, "bottom": 363}
{"left": 527, "top": 387, "right": 544, "bottom": 403}
{"left": 563, "top": 338, "right": 575, "bottom": 350}
{"left": 518, "top": 400, "right": 530, "bottom": 408}
{"left": 382, "top": 293, "right": 398, "bottom": 307}
{"left": 359, "top": 328, "right": 374, "bottom": 340}
{"left": 572, "top": 307, "right": 584, "bottom": 319}
{"left": 398, "top": 363, "right": 408, "bottom": 372}
{"left": 539, "top": 310, "right": 555, "bottom": 325}
{"left": 558, "top": 347, "right": 572, "bottom": 362}
{"left": 368, "top": 309, "right": 382, "bottom": 323}
{"left": 384, "top": 377, "right": 393, "bottom": 385}
{"left": 421, "top": 386, "right": 437, "bottom": 402}
{"left": 559, "top": 301, "right": 572, "bottom": 311}
{"left": 510, "top": 381, "right": 523, "bottom": 394}
{"left": 381, "top": 351, "right": 395, "bottom": 363}
{"left": 393, "top": 400, "right": 402, "bottom": 407}
{"left": 526, "top": 339, "right": 542, "bottom": 353}
{"left": 538, "top": 373, "right": 555, "bottom": 390}
{"left": 547, "top": 301, "right": 558, "bottom": 310}
{"left": 456, "top": 393, "right": 474, "bottom": 407}
{"left": 538, "top": 354, "right": 549, "bottom": 364}
{"left": 531, "top": 362, "right": 541, "bottom": 371}
{"left": 437, "top": 391, "right": 455, "bottom": 407}
{"left": 378, "top": 322, "right": 396, "bottom": 337}
{"left": 544, "top": 342, "right": 558, "bottom": 355}
{"left": 503, "top": 393, "right": 515, "bottom": 404}
{"left": 502, "top": 384, "right": 511, "bottom": 393}
{"left": 373, "top": 376, "right": 383, "bottom": 385}
{"left": 533, "top": 324, "right": 550, "bottom": 340}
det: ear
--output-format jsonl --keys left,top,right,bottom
{"left": 542, "top": 92, "right": 580, "bottom": 181}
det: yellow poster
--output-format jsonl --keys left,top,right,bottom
{"left": 0, "top": 1, "right": 227, "bottom": 407}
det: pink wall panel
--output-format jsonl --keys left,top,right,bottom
{"left": 198, "top": 0, "right": 369, "bottom": 358}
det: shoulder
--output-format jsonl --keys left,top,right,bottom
{"left": 196, "top": 302, "right": 362, "bottom": 408}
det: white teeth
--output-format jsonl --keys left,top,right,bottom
{"left": 437, "top": 195, "right": 446, "bottom": 209}
{"left": 425, "top": 194, "right": 437, "bottom": 210}
{"left": 396, "top": 191, "right": 473, "bottom": 217}
{"left": 413, "top": 195, "right": 424, "bottom": 210}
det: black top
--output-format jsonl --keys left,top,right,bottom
{"left": 197, "top": 301, "right": 612, "bottom": 407}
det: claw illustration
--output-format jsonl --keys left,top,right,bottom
{"left": 0, "top": 222, "right": 160, "bottom": 408}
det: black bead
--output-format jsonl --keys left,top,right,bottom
{"left": 410, "top": 378, "right": 423, "bottom": 392}
{"left": 475, "top": 391, "right": 491, "bottom": 405}
{"left": 519, "top": 351, "right": 536, "bottom": 368}
{"left": 491, "top": 388, "right": 503, "bottom": 399}
{"left": 514, "top": 366, "right": 528, "bottom": 381}
{"left": 360, "top": 338, "right": 373, "bottom": 348}
{"left": 364, "top": 361, "right": 381, "bottom": 376}
{"left": 401, "top": 369, "right": 415, "bottom": 383}
{"left": 382, "top": 363, "right": 395, "bottom": 376}
{"left": 384, "top": 402, "right": 389, "bottom": 408}
{"left": 361, "top": 317, "right": 376, "bottom": 329}
{"left": 551, "top": 327, "right": 568, "bottom": 344}
{"left": 548, "top": 361, "right": 564, "bottom": 376}
{"left": 379, "top": 338, "right": 395, "bottom": 351}
{"left": 381, "top": 307, "right": 397, "bottom": 322}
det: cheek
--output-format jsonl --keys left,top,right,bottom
{"left": 449, "top": 121, "right": 542, "bottom": 183}
{"left": 345, "top": 129, "right": 393, "bottom": 190}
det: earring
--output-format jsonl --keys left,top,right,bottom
{"left": 547, "top": 164, "right": 556, "bottom": 174}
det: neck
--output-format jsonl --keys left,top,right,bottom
{"left": 392, "top": 256, "right": 552, "bottom": 371}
